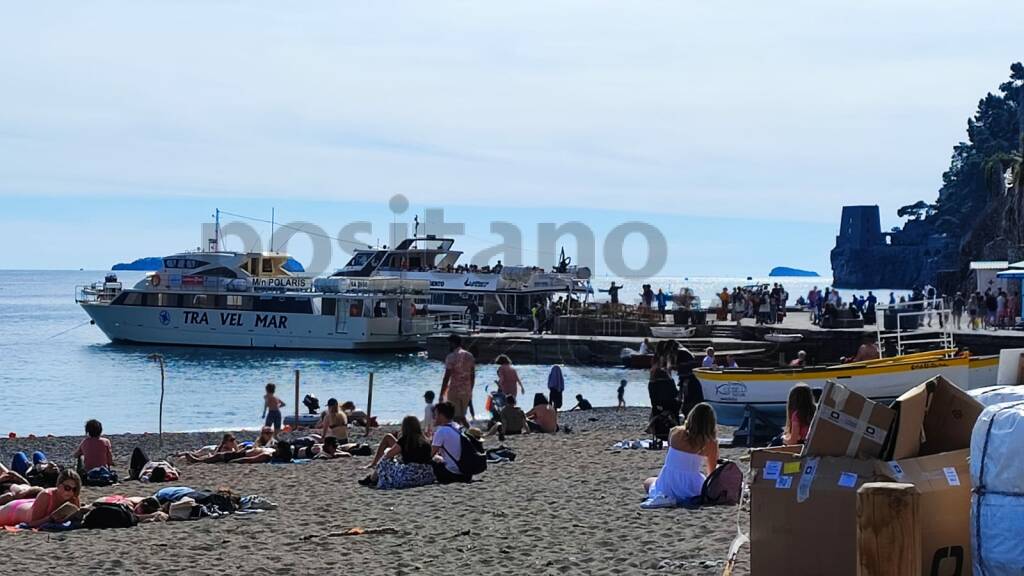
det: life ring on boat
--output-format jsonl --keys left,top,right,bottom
{"left": 151, "top": 273, "right": 162, "bottom": 286}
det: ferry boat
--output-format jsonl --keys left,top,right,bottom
{"left": 330, "top": 235, "right": 592, "bottom": 327}
{"left": 77, "top": 251, "right": 439, "bottom": 351}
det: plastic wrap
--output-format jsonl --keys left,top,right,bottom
{"left": 969, "top": 386, "right": 1024, "bottom": 409}
{"left": 970, "top": 401, "right": 1024, "bottom": 575}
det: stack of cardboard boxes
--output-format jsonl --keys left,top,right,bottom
{"left": 750, "top": 376, "right": 983, "bottom": 576}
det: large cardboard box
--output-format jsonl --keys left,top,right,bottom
{"left": 752, "top": 376, "right": 983, "bottom": 576}
{"left": 802, "top": 380, "right": 896, "bottom": 459}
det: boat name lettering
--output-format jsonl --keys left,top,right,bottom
{"left": 429, "top": 280, "right": 445, "bottom": 287}
{"left": 715, "top": 382, "right": 748, "bottom": 400}
{"left": 910, "top": 361, "right": 945, "bottom": 370}
{"left": 463, "top": 279, "right": 489, "bottom": 288}
{"left": 255, "top": 314, "right": 288, "bottom": 329}
{"left": 252, "top": 277, "right": 310, "bottom": 289}
{"left": 183, "top": 311, "right": 209, "bottom": 325}
{"left": 220, "top": 312, "right": 244, "bottom": 327}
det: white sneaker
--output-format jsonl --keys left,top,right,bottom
{"left": 640, "top": 493, "right": 677, "bottom": 509}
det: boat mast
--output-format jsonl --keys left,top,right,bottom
{"left": 215, "top": 208, "right": 220, "bottom": 251}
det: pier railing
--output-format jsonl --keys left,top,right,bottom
{"left": 875, "top": 299, "right": 955, "bottom": 357}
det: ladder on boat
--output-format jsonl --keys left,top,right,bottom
{"left": 875, "top": 298, "right": 956, "bottom": 358}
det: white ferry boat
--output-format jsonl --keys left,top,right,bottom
{"left": 330, "top": 235, "right": 592, "bottom": 327}
{"left": 77, "top": 251, "right": 438, "bottom": 351}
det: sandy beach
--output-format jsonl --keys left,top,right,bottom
{"left": 0, "top": 407, "right": 750, "bottom": 575}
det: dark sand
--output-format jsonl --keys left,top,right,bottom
{"left": 0, "top": 408, "right": 750, "bottom": 575}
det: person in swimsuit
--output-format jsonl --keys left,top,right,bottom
{"left": 526, "top": 393, "right": 558, "bottom": 433}
{"left": 320, "top": 398, "right": 349, "bottom": 441}
{"left": 0, "top": 470, "right": 81, "bottom": 528}
{"left": 262, "top": 383, "right": 286, "bottom": 434}
{"left": 641, "top": 403, "right": 720, "bottom": 508}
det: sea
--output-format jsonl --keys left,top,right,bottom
{"left": 1, "top": 270, "right": 858, "bottom": 436}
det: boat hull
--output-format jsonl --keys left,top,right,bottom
{"left": 696, "top": 354, "right": 973, "bottom": 426}
{"left": 80, "top": 303, "right": 427, "bottom": 351}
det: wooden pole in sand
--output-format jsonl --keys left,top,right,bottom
{"left": 857, "top": 482, "right": 921, "bottom": 576}
{"left": 365, "top": 372, "right": 374, "bottom": 436}
{"left": 294, "top": 369, "right": 300, "bottom": 430}
{"left": 147, "top": 354, "right": 165, "bottom": 447}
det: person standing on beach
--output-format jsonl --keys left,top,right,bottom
{"left": 617, "top": 379, "right": 627, "bottom": 410}
{"left": 495, "top": 355, "right": 525, "bottom": 403}
{"left": 440, "top": 334, "right": 475, "bottom": 426}
{"left": 547, "top": 365, "right": 565, "bottom": 410}
{"left": 262, "top": 383, "right": 285, "bottom": 434}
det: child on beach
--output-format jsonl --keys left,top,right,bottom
{"left": 422, "top": 390, "right": 436, "bottom": 437}
{"left": 262, "top": 383, "right": 286, "bottom": 434}
{"left": 617, "top": 379, "right": 627, "bottom": 410}
{"left": 569, "top": 394, "right": 592, "bottom": 411}
{"left": 72, "top": 419, "right": 114, "bottom": 473}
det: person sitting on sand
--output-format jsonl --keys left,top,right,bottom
{"left": 641, "top": 402, "right": 720, "bottom": 508}
{"left": 342, "top": 401, "right": 370, "bottom": 427}
{"left": 431, "top": 402, "right": 468, "bottom": 484}
{"left": 319, "top": 398, "right": 349, "bottom": 441}
{"left": 360, "top": 415, "right": 434, "bottom": 487}
{"left": 486, "top": 394, "right": 529, "bottom": 440}
{"left": 569, "top": 394, "right": 593, "bottom": 411}
{"left": 72, "top": 419, "right": 114, "bottom": 473}
{"left": 0, "top": 470, "right": 81, "bottom": 528}
{"left": 526, "top": 393, "right": 559, "bottom": 433}
{"left": 782, "top": 384, "right": 816, "bottom": 445}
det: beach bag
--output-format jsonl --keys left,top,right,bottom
{"left": 443, "top": 429, "right": 487, "bottom": 477}
{"left": 83, "top": 502, "right": 137, "bottom": 529}
{"left": 26, "top": 462, "right": 62, "bottom": 488}
{"left": 168, "top": 497, "right": 198, "bottom": 520}
{"left": 701, "top": 460, "right": 743, "bottom": 506}
{"left": 84, "top": 466, "right": 119, "bottom": 487}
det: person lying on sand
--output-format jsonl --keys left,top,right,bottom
{"left": 294, "top": 436, "right": 351, "bottom": 460}
{"left": 0, "top": 472, "right": 42, "bottom": 506}
{"left": 231, "top": 441, "right": 293, "bottom": 464}
{"left": 0, "top": 470, "right": 81, "bottom": 528}
{"left": 185, "top": 428, "right": 276, "bottom": 464}
{"left": 87, "top": 495, "right": 167, "bottom": 523}
{"left": 342, "top": 401, "right": 370, "bottom": 427}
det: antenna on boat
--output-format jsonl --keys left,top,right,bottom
{"left": 270, "top": 208, "right": 275, "bottom": 253}
{"left": 214, "top": 208, "right": 220, "bottom": 251}
{"left": 414, "top": 215, "right": 420, "bottom": 237}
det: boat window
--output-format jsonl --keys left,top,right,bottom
{"left": 187, "top": 260, "right": 208, "bottom": 269}
{"left": 346, "top": 252, "right": 374, "bottom": 267}
{"left": 261, "top": 259, "right": 274, "bottom": 274}
{"left": 224, "top": 295, "right": 253, "bottom": 310}
{"left": 143, "top": 293, "right": 179, "bottom": 307}
{"left": 163, "top": 258, "right": 179, "bottom": 269}
{"left": 250, "top": 257, "right": 259, "bottom": 274}
{"left": 348, "top": 300, "right": 364, "bottom": 317}
{"left": 373, "top": 300, "right": 389, "bottom": 317}
{"left": 113, "top": 292, "right": 143, "bottom": 306}
{"left": 321, "top": 298, "right": 337, "bottom": 316}
{"left": 185, "top": 294, "right": 217, "bottom": 309}
{"left": 254, "top": 297, "right": 313, "bottom": 314}
{"left": 195, "top": 266, "right": 237, "bottom": 279}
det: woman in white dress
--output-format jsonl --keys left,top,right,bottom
{"left": 642, "top": 402, "right": 720, "bottom": 508}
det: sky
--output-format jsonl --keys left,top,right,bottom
{"left": 1, "top": 1, "right": 1021, "bottom": 275}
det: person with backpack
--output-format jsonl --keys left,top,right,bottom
{"left": 641, "top": 403, "right": 720, "bottom": 509}
{"left": 430, "top": 402, "right": 486, "bottom": 483}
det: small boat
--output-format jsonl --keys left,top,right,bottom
{"left": 696, "top": 349, "right": 995, "bottom": 426}
{"left": 650, "top": 326, "right": 696, "bottom": 339}
{"left": 620, "top": 348, "right": 654, "bottom": 369}
{"left": 763, "top": 332, "right": 803, "bottom": 343}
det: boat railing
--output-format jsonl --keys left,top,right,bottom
{"left": 431, "top": 312, "right": 470, "bottom": 333}
{"left": 875, "top": 299, "right": 955, "bottom": 358}
{"left": 75, "top": 283, "right": 122, "bottom": 304}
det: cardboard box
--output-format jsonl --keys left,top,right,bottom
{"left": 802, "top": 380, "right": 896, "bottom": 459}
{"left": 752, "top": 377, "right": 983, "bottom": 576}
{"left": 885, "top": 375, "right": 985, "bottom": 460}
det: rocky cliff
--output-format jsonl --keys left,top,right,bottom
{"left": 832, "top": 63, "right": 1023, "bottom": 290}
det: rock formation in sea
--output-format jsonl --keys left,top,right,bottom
{"left": 831, "top": 63, "right": 1023, "bottom": 291}
{"left": 768, "top": 267, "right": 819, "bottom": 277}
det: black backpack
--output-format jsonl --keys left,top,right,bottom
{"left": 26, "top": 463, "right": 62, "bottom": 488}
{"left": 83, "top": 502, "right": 137, "bottom": 529}
{"left": 442, "top": 426, "right": 487, "bottom": 478}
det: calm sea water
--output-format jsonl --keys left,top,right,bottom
{"left": 0, "top": 270, "right": 847, "bottom": 435}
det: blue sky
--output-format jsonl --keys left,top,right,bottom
{"left": 1, "top": 1, "right": 1021, "bottom": 274}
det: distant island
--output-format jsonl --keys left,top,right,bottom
{"left": 769, "top": 266, "right": 819, "bottom": 277}
{"left": 113, "top": 257, "right": 306, "bottom": 273}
